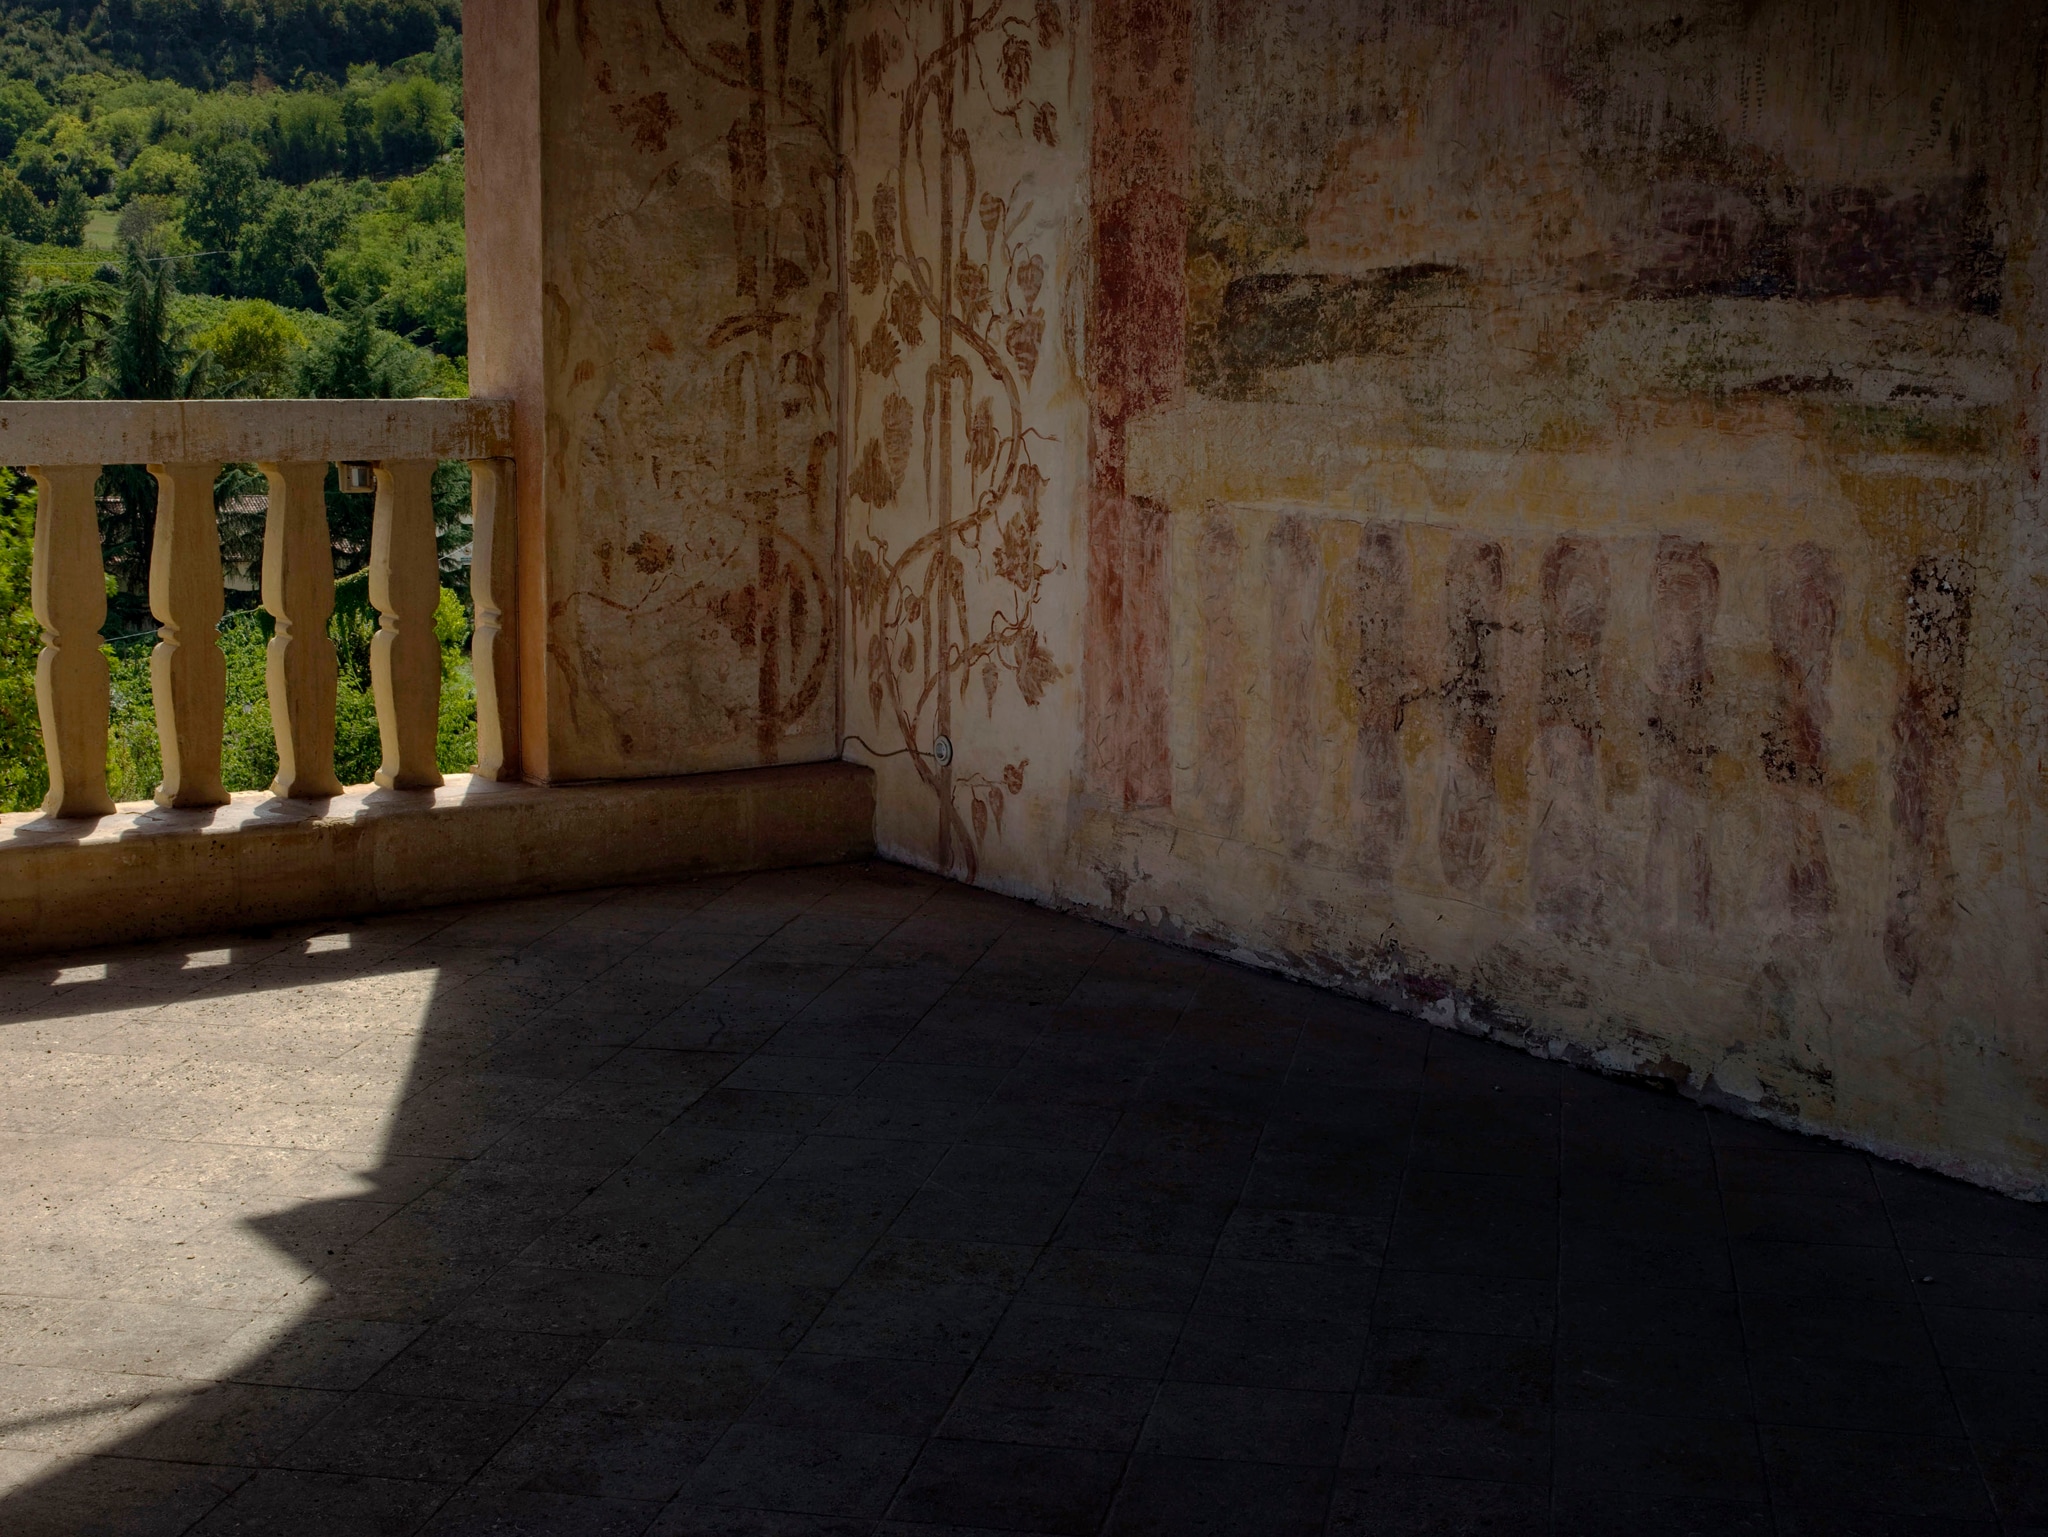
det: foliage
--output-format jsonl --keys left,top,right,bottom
{"left": 0, "top": 1, "right": 460, "bottom": 92}
{"left": 0, "top": 28, "right": 464, "bottom": 346}
{"left": 191, "top": 296, "right": 303, "bottom": 396}
{"left": 87, "top": 580, "right": 473, "bottom": 809}
{"left": 0, "top": 469, "right": 45, "bottom": 812}
{"left": 0, "top": 78, "right": 50, "bottom": 158}
{"left": 112, "top": 141, "right": 193, "bottom": 200}
{"left": 0, "top": 13, "right": 478, "bottom": 812}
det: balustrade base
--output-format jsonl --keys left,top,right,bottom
{"left": 0, "top": 762, "right": 875, "bottom": 960}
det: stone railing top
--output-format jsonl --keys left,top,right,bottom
{"left": 0, "top": 397, "right": 513, "bottom": 467}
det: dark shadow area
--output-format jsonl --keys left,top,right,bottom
{"left": 0, "top": 860, "right": 2042, "bottom": 1536}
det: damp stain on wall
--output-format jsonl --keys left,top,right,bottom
{"left": 1063, "top": 0, "right": 2048, "bottom": 1194}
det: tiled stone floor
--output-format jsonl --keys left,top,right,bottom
{"left": 0, "top": 861, "right": 2042, "bottom": 1537}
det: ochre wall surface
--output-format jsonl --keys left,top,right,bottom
{"left": 838, "top": 0, "right": 2048, "bottom": 1195}
{"left": 489, "top": 1, "right": 2046, "bottom": 1192}
{"left": 474, "top": 0, "right": 844, "bottom": 780}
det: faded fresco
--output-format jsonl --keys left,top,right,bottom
{"left": 518, "top": 1, "right": 2045, "bottom": 1191}
{"left": 538, "top": 0, "right": 841, "bottom": 778}
{"left": 1052, "top": 0, "right": 2048, "bottom": 1193}
{"left": 840, "top": 0, "right": 1085, "bottom": 884}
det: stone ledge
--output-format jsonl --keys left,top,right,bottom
{"left": 0, "top": 762, "right": 875, "bottom": 959}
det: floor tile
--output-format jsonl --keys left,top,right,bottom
{"left": 1344, "top": 1395, "right": 1551, "bottom": 1485}
{"left": 1168, "top": 1311, "right": 1367, "bottom": 1392}
{"left": 1553, "top": 1410, "right": 1766, "bottom": 1503}
{"left": 187, "top": 1467, "right": 455, "bottom": 1536}
{"left": 1327, "top": 1471, "right": 1547, "bottom": 1536}
{"left": 1137, "top": 1381, "right": 1349, "bottom": 1465}
{"left": 0, "top": 864, "right": 2042, "bottom": 1536}
{"left": 1760, "top": 1424, "right": 1996, "bottom": 1522}
{"left": 277, "top": 1391, "right": 532, "bottom": 1481}
{"left": 1103, "top": 1454, "right": 1332, "bottom": 1536}
{"left": 679, "top": 1422, "right": 921, "bottom": 1518}
{"left": 887, "top": 1439, "right": 1124, "bottom": 1534}
{"left": 937, "top": 1364, "right": 1156, "bottom": 1451}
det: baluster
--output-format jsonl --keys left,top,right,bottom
{"left": 27, "top": 463, "right": 114, "bottom": 818}
{"left": 468, "top": 457, "right": 519, "bottom": 781}
{"left": 259, "top": 460, "right": 343, "bottom": 797}
{"left": 147, "top": 460, "right": 228, "bottom": 809}
{"left": 368, "top": 459, "right": 443, "bottom": 791}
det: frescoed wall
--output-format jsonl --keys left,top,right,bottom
{"left": 845, "top": 0, "right": 2048, "bottom": 1194}
{"left": 490, "top": 1, "right": 2047, "bottom": 1192}
{"left": 839, "top": 0, "right": 1089, "bottom": 892}
{"left": 532, "top": 0, "right": 842, "bottom": 779}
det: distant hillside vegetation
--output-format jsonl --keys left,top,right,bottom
{"left": 0, "top": 0, "right": 459, "bottom": 89}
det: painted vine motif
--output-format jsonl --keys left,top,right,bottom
{"left": 844, "top": 0, "right": 1069, "bottom": 877}
{"left": 565, "top": 0, "right": 842, "bottom": 761}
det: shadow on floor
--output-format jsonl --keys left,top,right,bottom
{"left": 0, "top": 860, "right": 2042, "bottom": 1536}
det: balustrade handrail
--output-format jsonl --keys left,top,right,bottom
{"left": 10, "top": 396, "right": 519, "bottom": 820}
{"left": 0, "top": 397, "right": 513, "bottom": 468}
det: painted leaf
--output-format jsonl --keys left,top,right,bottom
{"left": 889, "top": 280, "right": 924, "bottom": 347}
{"left": 882, "top": 392, "right": 914, "bottom": 489}
{"left": 851, "top": 230, "right": 879, "bottom": 294}
{"left": 979, "top": 192, "right": 1004, "bottom": 236}
{"left": 626, "top": 531, "right": 674, "bottom": 573}
{"left": 1032, "top": 102, "right": 1058, "bottom": 147}
{"left": 1034, "top": 0, "right": 1064, "bottom": 46}
{"left": 873, "top": 183, "right": 897, "bottom": 264}
{"left": 1002, "top": 760, "right": 1027, "bottom": 795}
{"left": 849, "top": 437, "right": 895, "bottom": 507}
{"left": 772, "top": 257, "right": 809, "bottom": 300}
{"left": 1014, "top": 627, "right": 1062, "bottom": 706}
{"left": 868, "top": 678, "right": 884, "bottom": 722}
{"left": 1016, "top": 253, "right": 1045, "bottom": 304}
{"left": 862, "top": 315, "right": 900, "bottom": 377}
{"left": 1004, "top": 311, "right": 1044, "bottom": 385}
{"left": 966, "top": 396, "right": 997, "bottom": 472}
{"left": 982, "top": 660, "right": 999, "bottom": 710}
{"left": 972, "top": 795, "right": 989, "bottom": 843}
{"left": 849, "top": 545, "right": 883, "bottom": 620}
{"left": 988, "top": 786, "right": 1005, "bottom": 832}
{"left": 1001, "top": 36, "right": 1032, "bottom": 97}
{"left": 956, "top": 253, "right": 990, "bottom": 320}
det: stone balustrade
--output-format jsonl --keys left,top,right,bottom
{"left": 0, "top": 399, "right": 518, "bottom": 817}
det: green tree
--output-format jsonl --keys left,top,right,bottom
{"left": 96, "top": 244, "right": 226, "bottom": 605}
{"left": 0, "top": 468, "right": 44, "bottom": 813}
{"left": 265, "top": 92, "right": 345, "bottom": 183}
{"left": 113, "top": 143, "right": 197, "bottom": 202}
{"left": 47, "top": 178, "right": 89, "bottom": 246}
{"left": 0, "top": 235, "right": 43, "bottom": 398}
{"left": 368, "top": 74, "right": 453, "bottom": 173}
{"left": 0, "top": 80, "right": 51, "bottom": 161}
{"left": 181, "top": 136, "right": 267, "bottom": 291}
{"left": 23, "top": 276, "right": 114, "bottom": 396}
{"left": 233, "top": 176, "right": 371, "bottom": 309}
{"left": 193, "top": 298, "right": 305, "bottom": 397}
{"left": 0, "top": 168, "right": 46, "bottom": 242}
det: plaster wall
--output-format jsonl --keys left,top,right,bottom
{"left": 839, "top": 0, "right": 2048, "bottom": 1195}
{"left": 470, "top": 0, "right": 844, "bottom": 781}
{"left": 481, "top": 0, "right": 2046, "bottom": 1191}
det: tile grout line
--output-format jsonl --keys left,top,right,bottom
{"left": 1872, "top": 1160, "right": 2006, "bottom": 1534}
{"left": 320, "top": 871, "right": 843, "bottom": 1534}
{"left": 851, "top": 899, "right": 1090, "bottom": 1532}
{"left": 1706, "top": 1118, "right": 1779, "bottom": 1537}
{"left": 647, "top": 869, "right": 1005, "bottom": 1528}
